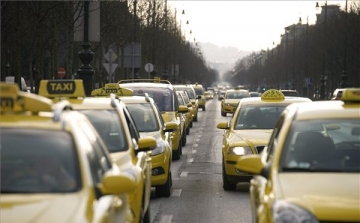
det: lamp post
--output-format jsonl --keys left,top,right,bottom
{"left": 316, "top": 1, "right": 327, "bottom": 100}
{"left": 285, "top": 27, "right": 289, "bottom": 89}
{"left": 77, "top": 1, "right": 95, "bottom": 96}
{"left": 341, "top": 0, "right": 348, "bottom": 88}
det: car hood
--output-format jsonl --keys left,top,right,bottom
{"left": 161, "top": 112, "right": 177, "bottom": 123}
{"left": 110, "top": 150, "right": 134, "bottom": 170}
{"left": 277, "top": 173, "right": 360, "bottom": 221}
{"left": 0, "top": 193, "right": 85, "bottom": 223}
{"left": 224, "top": 99, "right": 240, "bottom": 104}
{"left": 139, "top": 131, "right": 161, "bottom": 141}
{"left": 230, "top": 130, "right": 272, "bottom": 146}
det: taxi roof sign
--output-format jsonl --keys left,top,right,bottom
{"left": 39, "top": 79, "right": 85, "bottom": 98}
{"left": 341, "top": 88, "right": 360, "bottom": 103}
{"left": 0, "top": 82, "right": 53, "bottom": 112}
{"left": 91, "top": 83, "right": 134, "bottom": 97}
{"left": 261, "top": 89, "right": 285, "bottom": 101}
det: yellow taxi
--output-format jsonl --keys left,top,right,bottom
{"left": 0, "top": 82, "right": 135, "bottom": 223}
{"left": 236, "top": 88, "right": 360, "bottom": 223}
{"left": 221, "top": 87, "right": 251, "bottom": 116}
{"left": 192, "top": 83, "right": 206, "bottom": 111}
{"left": 176, "top": 90, "right": 193, "bottom": 135}
{"left": 118, "top": 78, "right": 188, "bottom": 160}
{"left": 204, "top": 91, "right": 213, "bottom": 100}
{"left": 173, "top": 84, "right": 199, "bottom": 122}
{"left": 217, "top": 89, "right": 312, "bottom": 191}
{"left": 38, "top": 80, "right": 156, "bottom": 223}
{"left": 114, "top": 93, "right": 177, "bottom": 198}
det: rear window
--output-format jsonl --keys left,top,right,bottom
{"left": 194, "top": 88, "right": 204, "bottom": 96}
{"left": 125, "top": 87, "right": 176, "bottom": 112}
{"left": 281, "top": 91, "right": 299, "bottom": 97}
{"left": 1, "top": 129, "right": 81, "bottom": 193}
{"left": 127, "top": 103, "right": 159, "bottom": 132}
{"left": 80, "top": 110, "right": 127, "bottom": 152}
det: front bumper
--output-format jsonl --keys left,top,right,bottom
{"left": 150, "top": 152, "right": 170, "bottom": 186}
{"left": 224, "top": 154, "right": 253, "bottom": 183}
{"left": 222, "top": 105, "right": 236, "bottom": 113}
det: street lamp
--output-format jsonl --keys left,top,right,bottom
{"left": 316, "top": 1, "right": 327, "bottom": 100}
{"left": 285, "top": 27, "right": 289, "bottom": 89}
{"left": 341, "top": 0, "right": 348, "bottom": 88}
{"left": 77, "top": 1, "right": 95, "bottom": 96}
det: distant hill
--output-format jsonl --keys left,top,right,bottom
{"left": 199, "top": 42, "right": 251, "bottom": 75}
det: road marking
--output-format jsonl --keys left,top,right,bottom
{"left": 193, "top": 144, "right": 199, "bottom": 147}
{"left": 195, "top": 138, "right": 200, "bottom": 142}
{"left": 192, "top": 150, "right": 197, "bottom": 154}
{"left": 187, "top": 158, "right": 194, "bottom": 163}
{"left": 159, "top": 215, "right": 173, "bottom": 223}
{"left": 171, "top": 189, "right": 182, "bottom": 196}
{"left": 180, "top": 171, "right": 188, "bottom": 177}
{"left": 197, "top": 134, "right": 202, "bottom": 138}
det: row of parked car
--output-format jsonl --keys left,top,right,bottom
{"left": 0, "top": 78, "right": 208, "bottom": 223}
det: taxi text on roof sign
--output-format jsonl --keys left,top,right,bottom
{"left": 39, "top": 79, "right": 85, "bottom": 98}
{"left": 0, "top": 82, "right": 52, "bottom": 112}
{"left": 261, "top": 89, "right": 285, "bottom": 102}
{"left": 91, "top": 83, "right": 134, "bottom": 97}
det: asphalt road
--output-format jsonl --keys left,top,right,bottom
{"left": 149, "top": 97, "right": 252, "bottom": 223}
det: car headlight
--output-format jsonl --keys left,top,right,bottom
{"left": 272, "top": 200, "right": 319, "bottom": 223}
{"left": 152, "top": 141, "right": 165, "bottom": 156}
{"left": 228, "top": 146, "right": 252, "bottom": 155}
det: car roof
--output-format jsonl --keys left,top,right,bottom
{"left": 120, "top": 82, "right": 174, "bottom": 89}
{"left": 288, "top": 100, "right": 360, "bottom": 120}
{"left": 239, "top": 96, "right": 312, "bottom": 105}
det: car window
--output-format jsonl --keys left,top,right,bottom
{"left": 175, "top": 87, "right": 196, "bottom": 99}
{"left": 226, "top": 92, "right": 250, "bottom": 99}
{"left": 266, "top": 113, "right": 286, "bottom": 161}
{"left": 1, "top": 129, "right": 81, "bottom": 193}
{"left": 194, "top": 88, "right": 204, "bottom": 95}
{"left": 123, "top": 107, "right": 140, "bottom": 143}
{"left": 78, "top": 120, "right": 113, "bottom": 171}
{"left": 127, "top": 103, "right": 160, "bottom": 132}
{"left": 80, "top": 110, "right": 128, "bottom": 152}
{"left": 177, "top": 93, "right": 185, "bottom": 105}
{"left": 234, "top": 104, "right": 287, "bottom": 130}
{"left": 126, "top": 87, "right": 176, "bottom": 112}
{"left": 281, "top": 119, "right": 360, "bottom": 172}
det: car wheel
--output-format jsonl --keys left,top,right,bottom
{"left": 190, "top": 120, "right": 193, "bottom": 128}
{"left": 222, "top": 160, "right": 236, "bottom": 191}
{"left": 142, "top": 204, "right": 151, "bottom": 223}
{"left": 221, "top": 111, "right": 226, "bottom": 117}
{"left": 203, "top": 106, "right": 206, "bottom": 111}
{"left": 186, "top": 125, "right": 190, "bottom": 135}
{"left": 155, "top": 172, "right": 171, "bottom": 197}
{"left": 193, "top": 115, "right": 198, "bottom": 122}
{"left": 172, "top": 141, "right": 181, "bottom": 160}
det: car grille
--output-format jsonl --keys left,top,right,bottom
{"left": 255, "top": 146, "right": 265, "bottom": 154}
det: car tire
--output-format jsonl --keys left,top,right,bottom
{"left": 190, "top": 120, "right": 193, "bottom": 128}
{"left": 193, "top": 115, "right": 198, "bottom": 122}
{"left": 142, "top": 204, "right": 151, "bottom": 223}
{"left": 172, "top": 141, "right": 181, "bottom": 160}
{"left": 202, "top": 106, "right": 206, "bottom": 111}
{"left": 186, "top": 125, "right": 190, "bottom": 135}
{"left": 155, "top": 172, "right": 172, "bottom": 197}
{"left": 222, "top": 160, "right": 236, "bottom": 191}
{"left": 221, "top": 111, "right": 226, "bottom": 117}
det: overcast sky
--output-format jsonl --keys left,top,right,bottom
{"left": 168, "top": 1, "right": 348, "bottom": 52}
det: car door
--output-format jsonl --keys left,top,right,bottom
{"left": 249, "top": 114, "right": 285, "bottom": 223}
{"left": 123, "top": 107, "right": 152, "bottom": 211}
{"left": 78, "top": 120, "right": 129, "bottom": 223}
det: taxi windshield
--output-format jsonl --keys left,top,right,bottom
{"left": 226, "top": 92, "right": 250, "bottom": 99}
{"left": 127, "top": 104, "right": 159, "bottom": 132}
{"left": 177, "top": 94, "right": 185, "bottom": 105}
{"left": 1, "top": 129, "right": 81, "bottom": 193}
{"left": 234, "top": 104, "right": 287, "bottom": 130}
{"left": 127, "top": 87, "right": 175, "bottom": 112}
{"left": 80, "top": 110, "right": 127, "bottom": 153}
{"left": 281, "top": 119, "right": 360, "bottom": 173}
